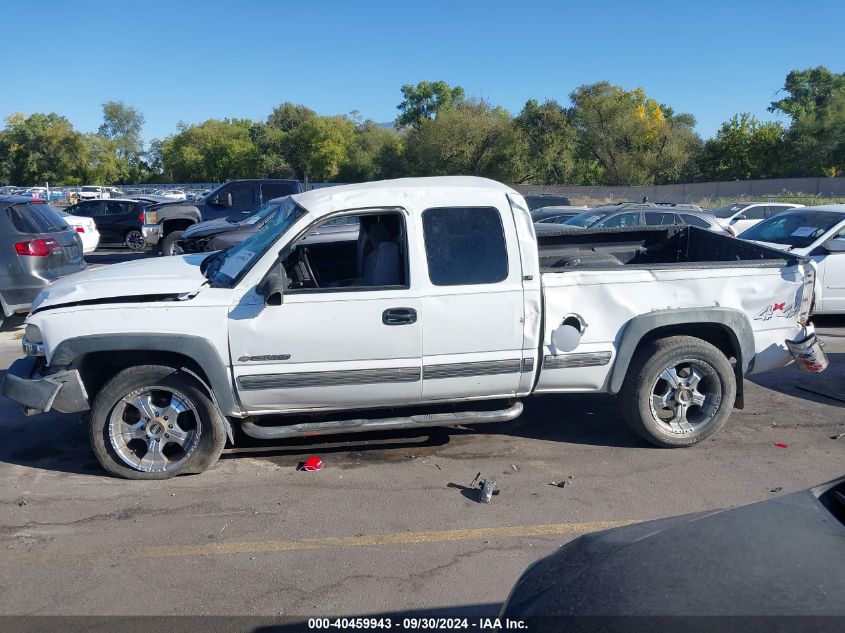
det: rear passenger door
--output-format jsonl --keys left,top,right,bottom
{"left": 419, "top": 206, "right": 525, "bottom": 400}
{"left": 102, "top": 201, "right": 138, "bottom": 243}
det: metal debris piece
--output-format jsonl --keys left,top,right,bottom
{"left": 511, "top": 464, "right": 519, "bottom": 472}
{"left": 549, "top": 481, "right": 569, "bottom": 488}
{"left": 471, "top": 472, "right": 500, "bottom": 503}
{"left": 770, "top": 487, "right": 783, "bottom": 493}
{"left": 831, "top": 432, "right": 845, "bottom": 440}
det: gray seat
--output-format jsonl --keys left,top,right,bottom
{"left": 362, "top": 222, "right": 401, "bottom": 286}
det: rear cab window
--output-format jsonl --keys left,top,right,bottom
{"left": 421, "top": 207, "right": 508, "bottom": 285}
{"left": 7, "top": 203, "right": 69, "bottom": 234}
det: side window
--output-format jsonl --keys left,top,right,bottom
{"left": 81, "top": 201, "right": 103, "bottom": 217}
{"left": 223, "top": 183, "right": 254, "bottom": 207}
{"left": 261, "top": 182, "right": 298, "bottom": 203}
{"left": 645, "top": 212, "right": 678, "bottom": 226}
{"left": 680, "top": 214, "right": 710, "bottom": 228}
{"left": 766, "top": 206, "right": 788, "bottom": 219}
{"left": 422, "top": 207, "right": 508, "bottom": 286}
{"left": 743, "top": 206, "right": 766, "bottom": 220}
{"left": 285, "top": 212, "right": 406, "bottom": 291}
{"left": 105, "top": 201, "right": 129, "bottom": 215}
{"left": 601, "top": 212, "right": 641, "bottom": 228}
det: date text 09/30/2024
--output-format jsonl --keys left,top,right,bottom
{"left": 307, "top": 617, "right": 527, "bottom": 630}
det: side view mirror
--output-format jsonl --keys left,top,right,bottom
{"left": 733, "top": 215, "right": 747, "bottom": 221}
{"left": 213, "top": 193, "right": 232, "bottom": 208}
{"left": 257, "top": 272, "right": 285, "bottom": 306}
{"left": 825, "top": 237, "right": 845, "bottom": 253}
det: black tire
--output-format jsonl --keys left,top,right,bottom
{"left": 619, "top": 336, "right": 736, "bottom": 448}
{"left": 159, "top": 230, "right": 184, "bottom": 256}
{"left": 89, "top": 365, "right": 226, "bottom": 479}
{"left": 124, "top": 229, "right": 145, "bottom": 251}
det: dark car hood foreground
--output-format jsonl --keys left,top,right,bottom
{"left": 503, "top": 477, "right": 845, "bottom": 620}
{"left": 182, "top": 216, "right": 241, "bottom": 239}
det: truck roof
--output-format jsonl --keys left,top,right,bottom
{"left": 291, "top": 176, "right": 518, "bottom": 218}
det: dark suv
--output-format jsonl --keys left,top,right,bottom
{"left": 65, "top": 198, "right": 148, "bottom": 250}
{"left": 0, "top": 198, "right": 86, "bottom": 323}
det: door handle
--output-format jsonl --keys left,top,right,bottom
{"left": 382, "top": 307, "right": 417, "bottom": 325}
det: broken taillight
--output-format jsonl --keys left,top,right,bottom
{"left": 75, "top": 226, "right": 85, "bottom": 233}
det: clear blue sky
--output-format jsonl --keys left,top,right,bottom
{"left": 2, "top": 0, "right": 842, "bottom": 143}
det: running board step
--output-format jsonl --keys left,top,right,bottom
{"left": 240, "top": 402, "right": 524, "bottom": 440}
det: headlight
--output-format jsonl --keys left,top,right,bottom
{"left": 23, "top": 324, "right": 45, "bottom": 357}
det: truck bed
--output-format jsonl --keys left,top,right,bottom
{"left": 536, "top": 225, "right": 802, "bottom": 272}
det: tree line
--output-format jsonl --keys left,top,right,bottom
{"left": 1, "top": 67, "right": 843, "bottom": 187}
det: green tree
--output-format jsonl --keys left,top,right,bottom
{"left": 286, "top": 115, "right": 357, "bottom": 181}
{"left": 403, "top": 100, "right": 527, "bottom": 182}
{"left": 0, "top": 112, "right": 87, "bottom": 184}
{"left": 337, "top": 121, "right": 405, "bottom": 182}
{"left": 161, "top": 119, "right": 260, "bottom": 182}
{"left": 569, "top": 82, "right": 700, "bottom": 185}
{"left": 98, "top": 101, "right": 145, "bottom": 162}
{"left": 396, "top": 81, "right": 465, "bottom": 128}
{"left": 700, "top": 113, "right": 785, "bottom": 181}
{"left": 770, "top": 67, "right": 845, "bottom": 177}
{"left": 515, "top": 99, "right": 577, "bottom": 184}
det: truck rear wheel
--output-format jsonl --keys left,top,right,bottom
{"left": 89, "top": 365, "right": 226, "bottom": 479}
{"left": 159, "top": 230, "right": 184, "bottom": 256}
{"left": 619, "top": 336, "right": 736, "bottom": 447}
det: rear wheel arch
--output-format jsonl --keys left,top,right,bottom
{"left": 609, "top": 308, "right": 754, "bottom": 408}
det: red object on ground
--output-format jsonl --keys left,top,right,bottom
{"left": 303, "top": 456, "right": 324, "bottom": 471}
{"left": 774, "top": 443, "right": 789, "bottom": 448}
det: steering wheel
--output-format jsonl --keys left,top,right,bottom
{"left": 299, "top": 247, "right": 320, "bottom": 288}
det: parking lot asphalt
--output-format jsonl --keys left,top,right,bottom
{"left": 0, "top": 248, "right": 843, "bottom": 618}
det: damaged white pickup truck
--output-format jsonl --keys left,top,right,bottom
{"left": 2, "top": 177, "right": 828, "bottom": 479}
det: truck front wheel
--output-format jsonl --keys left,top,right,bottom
{"left": 89, "top": 365, "right": 227, "bottom": 479}
{"left": 159, "top": 230, "right": 185, "bottom": 256}
{"left": 619, "top": 336, "right": 736, "bottom": 447}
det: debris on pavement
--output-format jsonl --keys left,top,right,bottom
{"left": 14, "top": 498, "right": 28, "bottom": 507}
{"left": 511, "top": 464, "right": 519, "bottom": 472}
{"left": 774, "top": 443, "right": 789, "bottom": 448}
{"left": 301, "top": 456, "right": 324, "bottom": 472}
{"left": 831, "top": 432, "right": 845, "bottom": 440}
{"left": 770, "top": 487, "right": 783, "bottom": 493}
{"left": 470, "top": 472, "right": 499, "bottom": 503}
{"left": 549, "top": 481, "right": 569, "bottom": 488}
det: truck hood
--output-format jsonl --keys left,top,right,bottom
{"left": 30, "top": 253, "right": 210, "bottom": 313}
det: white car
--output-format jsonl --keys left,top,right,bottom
{"left": 77, "top": 185, "right": 109, "bottom": 200}
{"left": 153, "top": 189, "right": 187, "bottom": 201}
{"left": 58, "top": 211, "right": 100, "bottom": 254}
{"left": 739, "top": 205, "right": 845, "bottom": 314}
{"left": 713, "top": 202, "right": 803, "bottom": 235}
{"left": 1, "top": 177, "right": 826, "bottom": 479}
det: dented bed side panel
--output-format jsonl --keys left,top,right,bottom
{"left": 535, "top": 264, "right": 811, "bottom": 394}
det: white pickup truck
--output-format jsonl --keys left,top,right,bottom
{"left": 1, "top": 177, "right": 827, "bottom": 479}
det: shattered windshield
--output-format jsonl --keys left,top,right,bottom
{"left": 204, "top": 196, "right": 306, "bottom": 287}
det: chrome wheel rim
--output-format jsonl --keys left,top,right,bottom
{"left": 649, "top": 358, "right": 721, "bottom": 434}
{"left": 126, "top": 231, "right": 144, "bottom": 250}
{"left": 108, "top": 386, "right": 201, "bottom": 472}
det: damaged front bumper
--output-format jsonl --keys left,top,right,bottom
{"left": 1, "top": 356, "right": 89, "bottom": 416}
{"left": 142, "top": 223, "right": 161, "bottom": 246}
{"left": 786, "top": 326, "right": 829, "bottom": 373}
